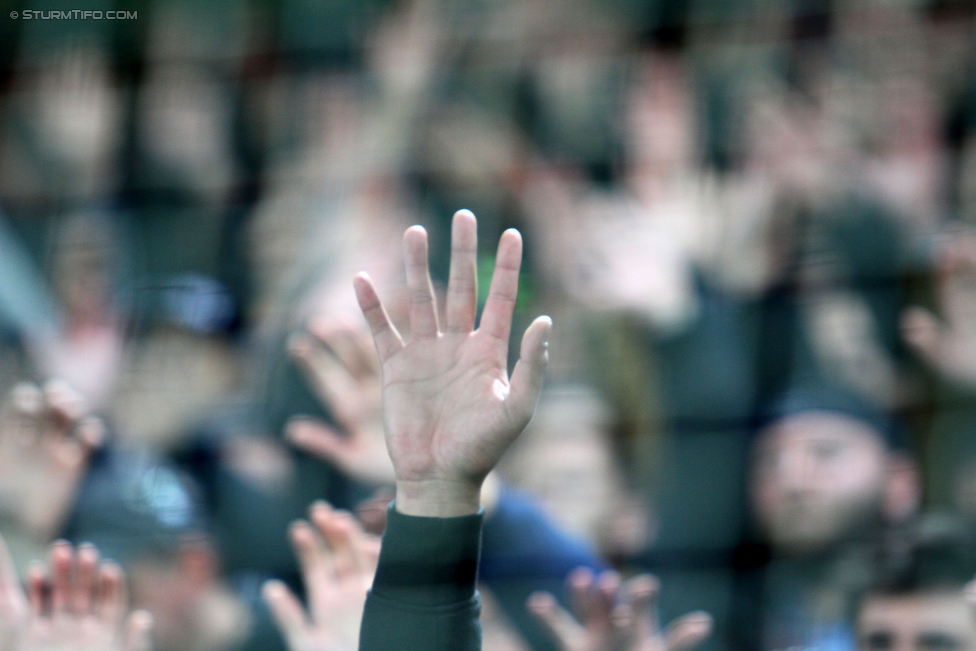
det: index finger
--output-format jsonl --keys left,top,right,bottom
{"left": 354, "top": 273, "right": 405, "bottom": 363}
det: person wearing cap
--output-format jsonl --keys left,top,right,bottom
{"left": 60, "top": 448, "right": 251, "bottom": 651}
{"left": 856, "top": 527, "right": 976, "bottom": 651}
{"left": 748, "top": 386, "right": 921, "bottom": 651}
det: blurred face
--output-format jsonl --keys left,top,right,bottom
{"left": 751, "top": 412, "right": 888, "bottom": 551}
{"left": 859, "top": 592, "right": 976, "bottom": 651}
{"left": 512, "top": 435, "right": 618, "bottom": 544}
{"left": 127, "top": 546, "right": 247, "bottom": 651}
{"left": 627, "top": 54, "right": 695, "bottom": 172}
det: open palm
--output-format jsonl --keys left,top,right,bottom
{"left": 264, "top": 501, "right": 380, "bottom": 651}
{"left": 528, "top": 569, "right": 712, "bottom": 651}
{"left": 353, "top": 210, "right": 551, "bottom": 515}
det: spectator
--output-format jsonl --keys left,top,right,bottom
{"left": 749, "top": 387, "right": 920, "bottom": 651}
{"left": 856, "top": 526, "right": 976, "bottom": 651}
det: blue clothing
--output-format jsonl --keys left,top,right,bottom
{"left": 481, "top": 488, "right": 605, "bottom": 582}
{"left": 481, "top": 488, "right": 606, "bottom": 651}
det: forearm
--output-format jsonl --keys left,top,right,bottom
{"left": 360, "top": 504, "right": 484, "bottom": 651}
{"left": 353, "top": 213, "right": 547, "bottom": 651}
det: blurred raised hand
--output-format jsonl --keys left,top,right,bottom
{"left": 287, "top": 319, "right": 394, "bottom": 486}
{"left": 902, "top": 232, "right": 976, "bottom": 386}
{"left": 527, "top": 569, "right": 712, "bottom": 651}
{"left": 0, "top": 381, "right": 103, "bottom": 540}
{"left": 518, "top": 166, "right": 697, "bottom": 335}
{"left": 0, "top": 535, "right": 152, "bottom": 651}
{"left": 263, "top": 502, "right": 380, "bottom": 651}
{"left": 353, "top": 209, "right": 551, "bottom": 516}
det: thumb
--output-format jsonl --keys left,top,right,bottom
{"left": 287, "top": 418, "right": 353, "bottom": 464}
{"left": 901, "top": 306, "right": 944, "bottom": 365}
{"left": 508, "top": 316, "right": 552, "bottom": 421}
{"left": 262, "top": 580, "right": 309, "bottom": 644}
{"left": 663, "top": 612, "right": 713, "bottom": 651}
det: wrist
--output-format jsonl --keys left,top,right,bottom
{"left": 394, "top": 478, "right": 483, "bottom": 517}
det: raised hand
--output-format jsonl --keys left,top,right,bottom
{"left": 527, "top": 569, "right": 712, "bottom": 651}
{"left": 263, "top": 502, "right": 380, "bottom": 651}
{"left": 353, "top": 209, "right": 551, "bottom": 516}
{"left": 287, "top": 319, "right": 394, "bottom": 486}
{"left": 0, "top": 381, "right": 104, "bottom": 540}
{"left": 902, "top": 232, "right": 976, "bottom": 387}
{"left": 0, "top": 535, "right": 153, "bottom": 651}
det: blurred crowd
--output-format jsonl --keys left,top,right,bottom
{"left": 1, "top": 0, "right": 976, "bottom": 649}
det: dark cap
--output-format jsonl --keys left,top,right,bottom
{"left": 758, "top": 385, "right": 911, "bottom": 452}
{"left": 61, "top": 448, "right": 207, "bottom": 564}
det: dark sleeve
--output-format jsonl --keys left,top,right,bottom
{"left": 359, "top": 504, "right": 484, "bottom": 651}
